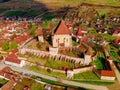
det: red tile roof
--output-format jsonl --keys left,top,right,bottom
{"left": 11, "top": 48, "right": 18, "bottom": 53}
{"left": 5, "top": 53, "right": 21, "bottom": 64}
{"left": 13, "top": 33, "right": 31, "bottom": 44}
{"left": 115, "top": 38, "right": 120, "bottom": 45}
{"left": 100, "top": 70, "right": 115, "bottom": 77}
{"left": 1, "top": 80, "right": 15, "bottom": 90}
{"left": 107, "top": 56, "right": 113, "bottom": 60}
{"left": 2, "top": 30, "right": 9, "bottom": 35}
{"left": 77, "top": 27, "right": 83, "bottom": 35}
{"left": 85, "top": 49, "right": 91, "bottom": 55}
{"left": 54, "top": 20, "right": 70, "bottom": 35}
{"left": 65, "top": 22, "right": 73, "bottom": 28}
{"left": 1, "top": 67, "right": 12, "bottom": 73}
{"left": 22, "top": 22, "right": 28, "bottom": 28}
{"left": 37, "top": 29, "right": 43, "bottom": 35}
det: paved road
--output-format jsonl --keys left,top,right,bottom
{"left": 0, "top": 62, "right": 108, "bottom": 90}
{"left": 111, "top": 62, "right": 120, "bottom": 84}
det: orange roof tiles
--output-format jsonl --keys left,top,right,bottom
{"left": 37, "top": 29, "right": 43, "bottom": 35}
{"left": 13, "top": 33, "right": 31, "bottom": 44}
{"left": 54, "top": 20, "right": 70, "bottom": 35}
{"left": 1, "top": 80, "right": 15, "bottom": 90}
{"left": 1, "top": 67, "right": 12, "bottom": 73}
{"left": 85, "top": 49, "right": 91, "bottom": 55}
{"left": 77, "top": 27, "right": 83, "bottom": 35}
{"left": 5, "top": 53, "right": 21, "bottom": 64}
{"left": 100, "top": 70, "right": 115, "bottom": 77}
{"left": 115, "top": 38, "right": 120, "bottom": 45}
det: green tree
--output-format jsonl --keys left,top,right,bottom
{"left": 2, "top": 42, "right": 9, "bottom": 51}
{"left": 9, "top": 42, "right": 18, "bottom": 50}
{"left": 31, "top": 25, "right": 37, "bottom": 36}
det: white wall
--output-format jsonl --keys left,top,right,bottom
{"left": 5, "top": 60, "right": 25, "bottom": 67}
{"left": 101, "top": 76, "right": 115, "bottom": 80}
{"left": 52, "top": 34, "right": 72, "bottom": 47}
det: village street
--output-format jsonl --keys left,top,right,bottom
{"left": 0, "top": 61, "right": 109, "bottom": 90}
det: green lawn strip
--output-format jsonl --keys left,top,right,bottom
{"left": 92, "top": 58, "right": 104, "bottom": 70}
{"left": 108, "top": 45, "right": 120, "bottom": 62}
{"left": 25, "top": 10, "right": 44, "bottom": 17}
{"left": 42, "top": 12, "right": 55, "bottom": 21}
{"left": 41, "top": 21, "right": 49, "bottom": 28}
{"left": 28, "top": 55, "right": 47, "bottom": 65}
{"left": 41, "top": 78, "right": 88, "bottom": 90}
{"left": 0, "top": 78, "right": 8, "bottom": 84}
{"left": 29, "top": 66, "right": 66, "bottom": 78}
{"left": 73, "top": 79, "right": 114, "bottom": 86}
{"left": 46, "top": 59, "right": 74, "bottom": 70}
{"left": 27, "top": 54, "right": 74, "bottom": 69}
{"left": 74, "top": 71, "right": 99, "bottom": 80}
{"left": 4, "top": 11, "right": 26, "bottom": 16}
{"left": 101, "top": 34, "right": 117, "bottom": 42}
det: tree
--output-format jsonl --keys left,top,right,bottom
{"left": 31, "top": 25, "right": 37, "bottom": 36}
{"left": 9, "top": 42, "right": 18, "bottom": 50}
{"left": 2, "top": 42, "right": 9, "bottom": 51}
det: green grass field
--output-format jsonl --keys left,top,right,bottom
{"left": 36, "top": 0, "right": 120, "bottom": 6}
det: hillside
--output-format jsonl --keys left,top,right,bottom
{"left": 0, "top": 0, "right": 120, "bottom": 10}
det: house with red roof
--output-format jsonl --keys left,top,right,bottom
{"left": 0, "top": 67, "right": 19, "bottom": 90}
{"left": 114, "top": 38, "right": 120, "bottom": 46}
{"left": 52, "top": 20, "right": 72, "bottom": 47}
{"left": 112, "top": 29, "right": 120, "bottom": 36}
{"left": 94, "top": 56, "right": 115, "bottom": 80}
{"left": 37, "top": 28, "right": 44, "bottom": 43}
{"left": 65, "top": 22, "right": 73, "bottom": 29}
{"left": 76, "top": 27, "right": 84, "bottom": 42}
{"left": 98, "top": 70, "right": 115, "bottom": 80}
{"left": 5, "top": 53, "right": 25, "bottom": 67}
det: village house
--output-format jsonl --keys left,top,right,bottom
{"left": 37, "top": 28, "right": 44, "bottom": 43}
{"left": 94, "top": 56, "right": 115, "bottom": 80}
{"left": 0, "top": 67, "right": 19, "bottom": 90}
{"left": 52, "top": 20, "right": 72, "bottom": 47}
{"left": 5, "top": 52, "right": 25, "bottom": 67}
{"left": 76, "top": 27, "right": 84, "bottom": 42}
{"left": 112, "top": 29, "right": 120, "bottom": 36}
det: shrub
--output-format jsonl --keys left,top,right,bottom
{"left": 47, "top": 68, "right": 51, "bottom": 73}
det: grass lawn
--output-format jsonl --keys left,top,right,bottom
{"left": 74, "top": 71, "right": 99, "bottom": 80}
{"left": 13, "top": 78, "right": 44, "bottom": 90}
{"left": 92, "top": 58, "right": 104, "bottom": 69}
{"left": 0, "top": 78, "right": 8, "bottom": 84}
{"left": 92, "top": 51, "right": 105, "bottom": 70}
{"left": 87, "top": 27, "right": 97, "bottom": 35}
{"left": 72, "top": 40, "right": 78, "bottom": 46}
{"left": 46, "top": 59, "right": 74, "bottom": 70}
{"left": 42, "top": 12, "right": 54, "bottom": 21}
{"left": 25, "top": 10, "right": 44, "bottom": 17}
{"left": 36, "top": 0, "right": 120, "bottom": 7}
{"left": 28, "top": 55, "right": 47, "bottom": 65}
{"left": 25, "top": 54, "right": 74, "bottom": 70}
{"left": 101, "top": 34, "right": 117, "bottom": 42}
{"left": 73, "top": 80, "right": 114, "bottom": 86}
{"left": 29, "top": 66, "right": 66, "bottom": 78}
{"left": 108, "top": 45, "right": 120, "bottom": 62}
{"left": 4, "top": 11, "right": 26, "bottom": 16}
{"left": 41, "top": 78, "right": 88, "bottom": 90}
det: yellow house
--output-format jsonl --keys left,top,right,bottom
{"left": 52, "top": 20, "right": 72, "bottom": 47}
